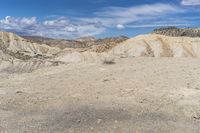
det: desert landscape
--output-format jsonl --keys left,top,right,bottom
{"left": 0, "top": 27, "right": 200, "bottom": 132}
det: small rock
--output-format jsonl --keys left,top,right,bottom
{"left": 193, "top": 113, "right": 200, "bottom": 120}
{"left": 187, "top": 83, "right": 190, "bottom": 88}
{"left": 103, "top": 79, "right": 109, "bottom": 82}
{"left": 97, "top": 119, "right": 102, "bottom": 124}
{"left": 90, "top": 127, "right": 94, "bottom": 131}
{"left": 16, "top": 91, "right": 24, "bottom": 94}
{"left": 76, "top": 119, "right": 81, "bottom": 123}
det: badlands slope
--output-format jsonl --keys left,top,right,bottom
{"left": 22, "top": 35, "right": 128, "bottom": 51}
{"left": 111, "top": 34, "right": 200, "bottom": 57}
{"left": 1, "top": 31, "right": 200, "bottom": 132}
{"left": 0, "top": 31, "right": 61, "bottom": 73}
{"left": 2, "top": 31, "right": 200, "bottom": 73}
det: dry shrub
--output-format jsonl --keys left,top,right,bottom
{"left": 102, "top": 56, "right": 116, "bottom": 64}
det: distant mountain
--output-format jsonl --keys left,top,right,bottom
{"left": 151, "top": 27, "right": 200, "bottom": 37}
{"left": 22, "top": 35, "right": 129, "bottom": 52}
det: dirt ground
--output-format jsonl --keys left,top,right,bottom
{"left": 0, "top": 57, "right": 200, "bottom": 133}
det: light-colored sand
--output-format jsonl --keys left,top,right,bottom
{"left": 0, "top": 57, "right": 200, "bottom": 133}
{"left": 1, "top": 31, "right": 200, "bottom": 132}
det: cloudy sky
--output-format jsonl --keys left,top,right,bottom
{"left": 0, "top": 0, "right": 200, "bottom": 39}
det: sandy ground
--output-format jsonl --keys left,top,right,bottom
{"left": 0, "top": 57, "right": 200, "bottom": 133}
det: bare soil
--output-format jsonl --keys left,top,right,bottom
{"left": 0, "top": 58, "right": 200, "bottom": 133}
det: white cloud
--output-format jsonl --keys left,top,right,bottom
{"left": 0, "top": 3, "right": 186, "bottom": 39}
{"left": 81, "top": 3, "right": 183, "bottom": 27}
{"left": 0, "top": 16, "right": 37, "bottom": 30}
{"left": 96, "top": 3, "right": 180, "bottom": 17}
{"left": 43, "top": 17, "right": 69, "bottom": 27}
{"left": 116, "top": 24, "right": 125, "bottom": 29}
{"left": 64, "top": 26, "right": 77, "bottom": 32}
{"left": 181, "top": 0, "right": 200, "bottom": 5}
{"left": 0, "top": 16, "right": 105, "bottom": 39}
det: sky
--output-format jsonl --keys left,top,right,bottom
{"left": 0, "top": 0, "right": 200, "bottom": 39}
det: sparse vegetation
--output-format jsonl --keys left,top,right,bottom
{"left": 103, "top": 56, "right": 116, "bottom": 64}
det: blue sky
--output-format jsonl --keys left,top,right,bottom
{"left": 0, "top": 0, "right": 200, "bottom": 39}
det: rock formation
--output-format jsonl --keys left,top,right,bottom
{"left": 2, "top": 29, "right": 200, "bottom": 73}
{"left": 0, "top": 31, "right": 61, "bottom": 73}
{"left": 110, "top": 34, "right": 200, "bottom": 58}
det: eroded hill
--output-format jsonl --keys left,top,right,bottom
{"left": 0, "top": 31, "right": 61, "bottom": 73}
{"left": 2, "top": 30, "right": 200, "bottom": 73}
{"left": 22, "top": 35, "right": 128, "bottom": 52}
{"left": 111, "top": 34, "right": 200, "bottom": 58}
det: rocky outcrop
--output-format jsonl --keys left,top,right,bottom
{"left": 151, "top": 27, "right": 200, "bottom": 37}
{"left": 0, "top": 31, "right": 61, "bottom": 73}
{"left": 110, "top": 34, "right": 200, "bottom": 58}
